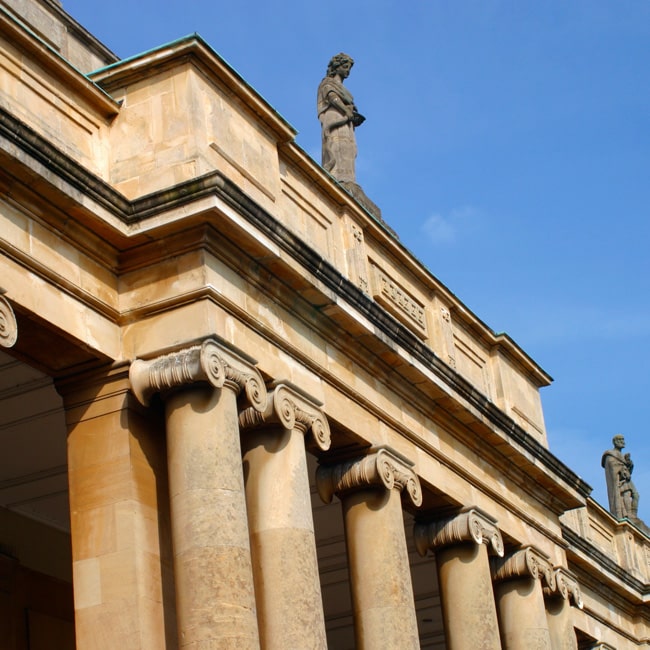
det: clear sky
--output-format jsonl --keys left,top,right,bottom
{"left": 62, "top": 0, "right": 650, "bottom": 523}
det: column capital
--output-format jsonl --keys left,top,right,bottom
{"left": 0, "top": 293, "right": 17, "bottom": 348}
{"left": 414, "top": 507, "right": 504, "bottom": 557}
{"left": 129, "top": 337, "right": 267, "bottom": 410}
{"left": 316, "top": 447, "right": 422, "bottom": 507}
{"left": 239, "top": 381, "right": 331, "bottom": 451}
{"left": 491, "top": 546, "right": 555, "bottom": 590}
{"left": 544, "top": 566, "right": 583, "bottom": 609}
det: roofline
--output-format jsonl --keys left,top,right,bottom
{"left": 89, "top": 34, "right": 297, "bottom": 144}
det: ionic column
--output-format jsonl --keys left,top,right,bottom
{"left": 130, "top": 338, "right": 267, "bottom": 650}
{"left": 544, "top": 567, "right": 582, "bottom": 650}
{"left": 414, "top": 507, "right": 503, "bottom": 650}
{"left": 239, "top": 382, "right": 330, "bottom": 650}
{"left": 491, "top": 546, "right": 555, "bottom": 650}
{"left": 317, "top": 448, "right": 422, "bottom": 650}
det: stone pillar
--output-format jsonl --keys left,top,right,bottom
{"left": 491, "top": 546, "right": 555, "bottom": 650}
{"left": 544, "top": 567, "right": 582, "bottom": 650}
{"left": 0, "top": 293, "right": 17, "bottom": 348}
{"left": 414, "top": 507, "right": 503, "bottom": 650}
{"left": 240, "top": 382, "right": 330, "bottom": 650}
{"left": 317, "top": 448, "right": 422, "bottom": 650}
{"left": 58, "top": 364, "right": 176, "bottom": 649}
{"left": 130, "top": 338, "right": 267, "bottom": 650}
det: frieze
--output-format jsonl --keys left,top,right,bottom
{"left": 129, "top": 338, "right": 267, "bottom": 412}
{"left": 239, "top": 382, "right": 331, "bottom": 451}
{"left": 414, "top": 507, "right": 504, "bottom": 557}
{"left": 316, "top": 447, "right": 422, "bottom": 507}
{"left": 491, "top": 546, "right": 555, "bottom": 589}
{"left": 370, "top": 262, "right": 427, "bottom": 337}
{"left": 0, "top": 294, "right": 17, "bottom": 348}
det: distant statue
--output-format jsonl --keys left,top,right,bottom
{"left": 601, "top": 435, "right": 640, "bottom": 520}
{"left": 317, "top": 53, "right": 365, "bottom": 184}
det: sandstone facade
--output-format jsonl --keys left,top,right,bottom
{"left": 0, "top": 1, "right": 647, "bottom": 648}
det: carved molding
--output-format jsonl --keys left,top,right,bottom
{"left": 0, "top": 295, "right": 17, "bottom": 348}
{"left": 316, "top": 447, "right": 422, "bottom": 507}
{"left": 351, "top": 223, "right": 364, "bottom": 244}
{"left": 370, "top": 261, "right": 427, "bottom": 338}
{"left": 414, "top": 507, "right": 504, "bottom": 558}
{"left": 544, "top": 567, "right": 583, "bottom": 609}
{"left": 129, "top": 338, "right": 267, "bottom": 411}
{"left": 491, "top": 546, "right": 555, "bottom": 590}
{"left": 239, "top": 382, "right": 331, "bottom": 451}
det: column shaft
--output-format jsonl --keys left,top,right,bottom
{"left": 242, "top": 426, "right": 327, "bottom": 650}
{"left": 343, "top": 486, "right": 419, "bottom": 650}
{"left": 546, "top": 596, "right": 578, "bottom": 650}
{"left": 166, "top": 383, "right": 259, "bottom": 649}
{"left": 495, "top": 576, "right": 552, "bottom": 650}
{"left": 436, "top": 542, "right": 501, "bottom": 650}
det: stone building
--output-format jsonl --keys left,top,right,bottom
{"left": 0, "top": 1, "right": 647, "bottom": 648}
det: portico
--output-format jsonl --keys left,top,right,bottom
{"left": 0, "top": 2, "right": 648, "bottom": 649}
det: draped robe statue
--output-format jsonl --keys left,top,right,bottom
{"left": 317, "top": 52, "right": 365, "bottom": 184}
{"left": 602, "top": 434, "right": 640, "bottom": 519}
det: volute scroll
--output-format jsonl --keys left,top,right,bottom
{"left": 0, "top": 293, "right": 17, "bottom": 348}
{"left": 239, "top": 382, "right": 331, "bottom": 451}
{"left": 414, "top": 507, "right": 504, "bottom": 558}
{"left": 129, "top": 338, "right": 267, "bottom": 411}
{"left": 544, "top": 567, "right": 583, "bottom": 609}
{"left": 491, "top": 546, "right": 555, "bottom": 590}
{"left": 316, "top": 447, "right": 422, "bottom": 507}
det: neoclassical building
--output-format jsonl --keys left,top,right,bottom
{"left": 0, "top": 1, "right": 647, "bottom": 648}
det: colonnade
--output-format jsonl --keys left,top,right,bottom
{"left": 121, "top": 337, "right": 583, "bottom": 649}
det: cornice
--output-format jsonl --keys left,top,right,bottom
{"left": 0, "top": 6, "right": 120, "bottom": 118}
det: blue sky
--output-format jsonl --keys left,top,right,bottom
{"left": 62, "top": 1, "right": 650, "bottom": 522}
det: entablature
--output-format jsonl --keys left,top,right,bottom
{"left": 0, "top": 102, "right": 589, "bottom": 518}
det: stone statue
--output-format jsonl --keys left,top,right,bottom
{"left": 317, "top": 54, "right": 385, "bottom": 222}
{"left": 317, "top": 52, "right": 364, "bottom": 184}
{"left": 601, "top": 435, "right": 640, "bottom": 520}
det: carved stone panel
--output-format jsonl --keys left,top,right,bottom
{"left": 369, "top": 261, "right": 427, "bottom": 338}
